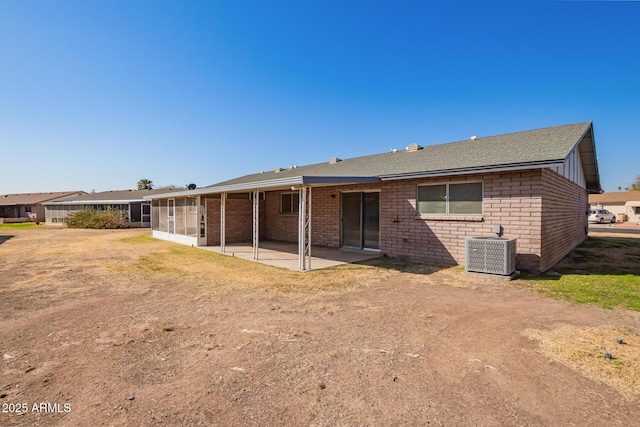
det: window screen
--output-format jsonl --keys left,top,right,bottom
{"left": 449, "top": 182, "right": 482, "bottom": 214}
{"left": 417, "top": 185, "right": 446, "bottom": 214}
{"left": 417, "top": 182, "right": 482, "bottom": 215}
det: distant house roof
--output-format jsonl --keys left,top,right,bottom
{"left": 589, "top": 191, "right": 640, "bottom": 204}
{"left": 45, "top": 188, "right": 182, "bottom": 205}
{"left": 0, "top": 191, "right": 86, "bottom": 206}
{"left": 147, "top": 122, "right": 601, "bottom": 199}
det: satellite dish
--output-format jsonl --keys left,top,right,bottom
{"left": 187, "top": 183, "right": 197, "bottom": 190}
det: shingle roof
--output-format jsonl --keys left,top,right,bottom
{"left": 147, "top": 121, "right": 600, "bottom": 199}
{"left": 589, "top": 191, "right": 640, "bottom": 204}
{"left": 47, "top": 188, "right": 182, "bottom": 204}
{"left": 0, "top": 191, "right": 85, "bottom": 206}
{"left": 211, "top": 122, "right": 592, "bottom": 188}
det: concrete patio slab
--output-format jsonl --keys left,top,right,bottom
{"left": 198, "top": 241, "right": 381, "bottom": 271}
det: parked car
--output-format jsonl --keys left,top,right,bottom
{"left": 588, "top": 209, "right": 616, "bottom": 224}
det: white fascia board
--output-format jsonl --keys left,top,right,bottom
{"left": 379, "top": 161, "right": 565, "bottom": 181}
{"left": 44, "top": 199, "right": 148, "bottom": 205}
{"left": 143, "top": 177, "right": 302, "bottom": 199}
{"left": 144, "top": 176, "right": 381, "bottom": 200}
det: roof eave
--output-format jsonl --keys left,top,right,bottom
{"left": 572, "top": 123, "right": 602, "bottom": 194}
{"left": 44, "top": 199, "right": 149, "bottom": 205}
{"left": 379, "top": 161, "right": 565, "bottom": 181}
{"left": 144, "top": 176, "right": 380, "bottom": 199}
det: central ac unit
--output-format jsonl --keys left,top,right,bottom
{"left": 465, "top": 237, "right": 517, "bottom": 276}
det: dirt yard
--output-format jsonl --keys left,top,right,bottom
{"left": 1, "top": 228, "right": 639, "bottom": 426}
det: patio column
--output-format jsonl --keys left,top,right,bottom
{"left": 220, "top": 192, "right": 226, "bottom": 253}
{"left": 252, "top": 189, "right": 259, "bottom": 260}
{"left": 298, "top": 186, "right": 312, "bottom": 271}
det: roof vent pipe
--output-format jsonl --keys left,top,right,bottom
{"left": 470, "top": 136, "right": 477, "bottom": 140}
{"left": 329, "top": 157, "right": 342, "bottom": 164}
{"left": 275, "top": 167, "right": 283, "bottom": 173}
{"left": 406, "top": 143, "right": 422, "bottom": 152}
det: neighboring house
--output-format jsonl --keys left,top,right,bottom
{"left": 146, "top": 122, "right": 601, "bottom": 273}
{"left": 44, "top": 189, "right": 181, "bottom": 228}
{"left": 0, "top": 191, "right": 86, "bottom": 223}
{"left": 589, "top": 192, "right": 640, "bottom": 224}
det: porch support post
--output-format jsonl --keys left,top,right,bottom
{"left": 220, "top": 192, "right": 226, "bottom": 253}
{"left": 298, "top": 186, "right": 312, "bottom": 271}
{"left": 252, "top": 189, "right": 259, "bottom": 260}
{"left": 307, "top": 187, "right": 312, "bottom": 270}
{"left": 196, "top": 195, "right": 201, "bottom": 246}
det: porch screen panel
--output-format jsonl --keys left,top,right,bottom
{"left": 417, "top": 185, "right": 446, "bottom": 214}
{"left": 186, "top": 198, "right": 197, "bottom": 237}
{"left": 151, "top": 200, "right": 159, "bottom": 230}
{"left": 175, "top": 198, "right": 186, "bottom": 235}
{"left": 159, "top": 200, "right": 167, "bottom": 231}
{"left": 449, "top": 182, "right": 482, "bottom": 214}
{"left": 130, "top": 203, "right": 142, "bottom": 222}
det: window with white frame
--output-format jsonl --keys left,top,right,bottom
{"left": 417, "top": 182, "right": 483, "bottom": 215}
{"left": 280, "top": 192, "right": 299, "bottom": 214}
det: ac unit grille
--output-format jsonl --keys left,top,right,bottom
{"left": 465, "top": 237, "right": 516, "bottom": 275}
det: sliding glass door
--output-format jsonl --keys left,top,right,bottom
{"left": 341, "top": 192, "right": 380, "bottom": 250}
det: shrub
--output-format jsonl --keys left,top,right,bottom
{"left": 66, "top": 207, "right": 128, "bottom": 229}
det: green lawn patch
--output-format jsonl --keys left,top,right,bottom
{"left": 519, "top": 237, "right": 640, "bottom": 312}
{"left": 520, "top": 273, "right": 640, "bottom": 311}
{"left": 0, "top": 223, "right": 40, "bottom": 229}
{"left": 119, "top": 233, "right": 158, "bottom": 244}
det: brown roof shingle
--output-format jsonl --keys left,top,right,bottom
{"left": 589, "top": 191, "right": 640, "bottom": 204}
{"left": 0, "top": 191, "right": 86, "bottom": 206}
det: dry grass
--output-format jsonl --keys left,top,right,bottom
{"left": 524, "top": 324, "right": 640, "bottom": 399}
{"left": 115, "top": 242, "right": 398, "bottom": 294}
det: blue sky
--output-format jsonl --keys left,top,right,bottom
{"left": 1, "top": 0, "right": 638, "bottom": 193}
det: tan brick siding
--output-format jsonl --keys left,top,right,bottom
{"left": 201, "top": 168, "right": 587, "bottom": 272}
{"left": 540, "top": 168, "right": 588, "bottom": 271}
{"left": 205, "top": 196, "right": 263, "bottom": 246}
{"left": 379, "top": 170, "right": 544, "bottom": 272}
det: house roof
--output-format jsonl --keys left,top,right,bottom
{"left": 147, "top": 122, "right": 601, "bottom": 199}
{"left": 45, "top": 188, "right": 182, "bottom": 205}
{"left": 0, "top": 191, "right": 86, "bottom": 206}
{"left": 589, "top": 191, "right": 640, "bottom": 204}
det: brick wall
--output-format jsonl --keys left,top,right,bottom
{"left": 379, "top": 170, "right": 544, "bottom": 272}
{"left": 540, "top": 168, "right": 588, "bottom": 271}
{"left": 205, "top": 195, "right": 264, "bottom": 246}
{"left": 201, "top": 168, "right": 586, "bottom": 272}
{"left": 263, "top": 184, "right": 382, "bottom": 248}
{"left": 205, "top": 198, "right": 220, "bottom": 246}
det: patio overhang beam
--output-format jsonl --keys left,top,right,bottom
{"left": 43, "top": 199, "right": 149, "bottom": 205}
{"left": 143, "top": 176, "right": 381, "bottom": 200}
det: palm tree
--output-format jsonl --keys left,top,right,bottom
{"left": 137, "top": 179, "right": 153, "bottom": 190}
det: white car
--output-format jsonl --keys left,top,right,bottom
{"left": 588, "top": 209, "right": 616, "bottom": 224}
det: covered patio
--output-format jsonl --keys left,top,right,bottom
{"left": 198, "top": 240, "right": 381, "bottom": 271}
{"left": 149, "top": 173, "right": 382, "bottom": 271}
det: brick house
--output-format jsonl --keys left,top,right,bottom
{"left": 589, "top": 191, "right": 640, "bottom": 224}
{"left": 43, "top": 189, "right": 181, "bottom": 227}
{"left": 147, "top": 122, "right": 601, "bottom": 272}
{"left": 0, "top": 191, "right": 85, "bottom": 223}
